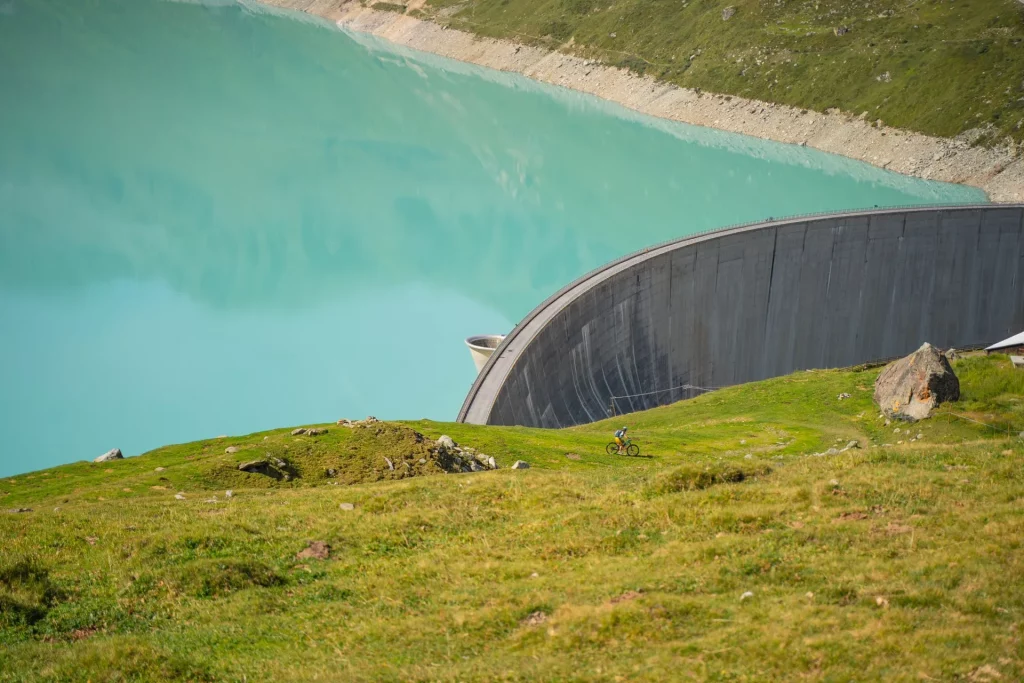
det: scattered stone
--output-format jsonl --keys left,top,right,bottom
{"left": 838, "top": 392, "right": 851, "bottom": 400}
{"left": 609, "top": 32, "right": 616, "bottom": 38}
{"left": 874, "top": 343, "right": 960, "bottom": 421}
{"left": 487, "top": 456, "right": 498, "bottom": 469}
{"left": 511, "top": 460, "right": 530, "bottom": 469}
{"left": 744, "top": 454, "right": 753, "bottom": 459}
{"left": 225, "top": 490, "right": 233, "bottom": 498}
{"left": 805, "top": 592, "right": 814, "bottom": 599}
{"left": 565, "top": 453, "right": 582, "bottom": 461}
{"left": 238, "top": 459, "right": 269, "bottom": 473}
{"left": 204, "top": 497, "right": 219, "bottom": 504}
{"left": 305, "top": 428, "right": 327, "bottom": 436}
{"left": 363, "top": 416, "right": 380, "bottom": 425}
{"left": 296, "top": 540, "right": 330, "bottom": 561}
{"left": 894, "top": 428, "right": 901, "bottom": 434}
{"left": 325, "top": 468, "right": 337, "bottom": 477}
{"left": 522, "top": 611, "right": 548, "bottom": 626}
{"left": 740, "top": 591, "right": 754, "bottom": 601}
{"left": 225, "top": 446, "right": 240, "bottom": 454}
{"left": 263, "top": 436, "right": 270, "bottom": 441}
{"left": 291, "top": 428, "right": 307, "bottom": 436}
{"left": 418, "top": 458, "right": 426, "bottom": 464}
{"left": 154, "top": 467, "right": 165, "bottom": 472}
{"left": 834, "top": 26, "right": 849, "bottom": 36}
{"left": 1019, "top": 432, "right": 1024, "bottom": 440}
{"left": 884, "top": 419, "right": 891, "bottom": 426}
{"left": 469, "top": 461, "right": 485, "bottom": 472}
{"left": 845, "top": 440, "right": 859, "bottom": 450}
{"left": 94, "top": 448, "right": 123, "bottom": 463}
{"left": 339, "top": 503, "right": 355, "bottom": 511}
{"left": 384, "top": 457, "right": 394, "bottom": 471}
{"left": 946, "top": 348, "right": 960, "bottom": 361}
{"left": 876, "top": 71, "right": 891, "bottom": 83}
{"left": 6, "top": 508, "right": 31, "bottom": 513}
{"left": 85, "top": 536, "right": 98, "bottom": 545}
{"left": 337, "top": 418, "right": 353, "bottom": 427}
{"left": 829, "top": 479, "right": 840, "bottom": 488}
{"left": 916, "top": 433, "right": 924, "bottom": 440}
{"left": 437, "top": 435, "right": 456, "bottom": 451}
{"left": 875, "top": 596, "right": 890, "bottom": 608}
{"left": 721, "top": 6, "right": 735, "bottom": 20}
{"left": 530, "top": 572, "right": 539, "bottom": 578}
{"left": 174, "top": 493, "right": 186, "bottom": 500}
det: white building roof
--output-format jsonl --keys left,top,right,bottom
{"left": 986, "top": 330, "right": 1024, "bottom": 351}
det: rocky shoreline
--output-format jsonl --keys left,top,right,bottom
{"left": 257, "top": 0, "right": 1023, "bottom": 202}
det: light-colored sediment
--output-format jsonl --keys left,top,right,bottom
{"left": 261, "top": 0, "right": 1023, "bottom": 202}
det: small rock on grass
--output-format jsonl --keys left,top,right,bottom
{"left": 511, "top": 460, "right": 530, "bottom": 470}
{"left": 94, "top": 448, "right": 123, "bottom": 463}
{"left": 437, "top": 435, "right": 456, "bottom": 451}
{"left": 296, "top": 540, "right": 330, "bottom": 560}
{"left": 6, "top": 508, "right": 31, "bottom": 514}
{"left": 225, "top": 490, "right": 233, "bottom": 498}
{"left": 225, "top": 446, "right": 240, "bottom": 454}
{"left": 174, "top": 493, "right": 186, "bottom": 500}
{"left": 291, "top": 428, "right": 307, "bottom": 436}
{"left": 522, "top": 611, "right": 548, "bottom": 626}
{"left": 740, "top": 591, "right": 754, "bottom": 601}
{"left": 154, "top": 467, "right": 166, "bottom": 472}
{"left": 339, "top": 503, "right": 354, "bottom": 511}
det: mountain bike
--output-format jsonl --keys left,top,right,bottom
{"left": 606, "top": 439, "right": 639, "bottom": 456}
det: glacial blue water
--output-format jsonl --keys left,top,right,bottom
{"left": 0, "top": 0, "right": 985, "bottom": 476}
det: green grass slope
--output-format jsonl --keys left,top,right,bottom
{"left": 413, "top": 0, "right": 1024, "bottom": 145}
{"left": 1, "top": 355, "right": 1023, "bottom": 680}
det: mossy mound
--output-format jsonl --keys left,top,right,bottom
{"left": 195, "top": 423, "right": 454, "bottom": 489}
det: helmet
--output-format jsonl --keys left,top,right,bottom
{"left": 621, "top": 426, "right": 628, "bottom": 431}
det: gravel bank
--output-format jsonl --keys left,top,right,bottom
{"left": 261, "top": 0, "right": 1022, "bottom": 202}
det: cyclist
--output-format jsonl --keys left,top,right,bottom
{"left": 614, "top": 426, "right": 629, "bottom": 454}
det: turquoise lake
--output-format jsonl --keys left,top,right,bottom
{"left": 0, "top": 0, "right": 985, "bottom": 476}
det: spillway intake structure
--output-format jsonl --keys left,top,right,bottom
{"left": 458, "top": 204, "right": 1024, "bottom": 428}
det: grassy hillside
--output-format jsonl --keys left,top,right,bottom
{"left": 1, "top": 354, "right": 1023, "bottom": 680}
{"left": 404, "top": 0, "right": 1024, "bottom": 145}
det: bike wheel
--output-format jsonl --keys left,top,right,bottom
{"left": 605, "top": 443, "right": 618, "bottom": 455}
{"left": 626, "top": 444, "right": 640, "bottom": 456}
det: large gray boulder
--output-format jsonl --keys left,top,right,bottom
{"left": 874, "top": 343, "right": 959, "bottom": 421}
{"left": 94, "top": 448, "right": 123, "bottom": 463}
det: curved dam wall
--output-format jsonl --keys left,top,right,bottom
{"left": 459, "top": 204, "right": 1024, "bottom": 428}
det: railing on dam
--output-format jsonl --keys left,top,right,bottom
{"left": 458, "top": 204, "right": 1024, "bottom": 428}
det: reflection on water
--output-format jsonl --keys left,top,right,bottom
{"left": 0, "top": 0, "right": 984, "bottom": 475}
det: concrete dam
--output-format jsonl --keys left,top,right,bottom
{"left": 458, "top": 204, "right": 1024, "bottom": 428}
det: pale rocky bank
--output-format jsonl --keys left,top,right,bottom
{"left": 262, "top": 0, "right": 1023, "bottom": 202}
